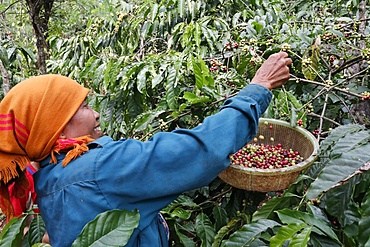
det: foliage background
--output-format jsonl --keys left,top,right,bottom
{"left": 0, "top": 0, "right": 369, "bottom": 246}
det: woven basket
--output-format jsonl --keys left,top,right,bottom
{"left": 218, "top": 118, "right": 319, "bottom": 192}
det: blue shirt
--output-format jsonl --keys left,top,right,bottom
{"left": 34, "top": 84, "right": 272, "bottom": 246}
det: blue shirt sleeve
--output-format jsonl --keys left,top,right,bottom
{"left": 96, "top": 84, "right": 272, "bottom": 212}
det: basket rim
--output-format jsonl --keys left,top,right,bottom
{"left": 228, "top": 118, "right": 320, "bottom": 174}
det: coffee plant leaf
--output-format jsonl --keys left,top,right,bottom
{"left": 0, "top": 216, "right": 27, "bottom": 247}
{"left": 306, "top": 130, "right": 370, "bottom": 200}
{"left": 169, "top": 207, "right": 192, "bottom": 220}
{"left": 309, "top": 234, "right": 342, "bottom": 247}
{"left": 136, "top": 65, "right": 149, "bottom": 94}
{"left": 301, "top": 39, "right": 320, "bottom": 81}
{"left": 321, "top": 178, "right": 360, "bottom": 227}
{"left": 354, "top": 172, "right": 370, "bottom": 199}
{"left": 165, "top": 194, "right": 198, "bottom": 208}
{"left": 174, "top": 223, "right": 196, "bottom": 247}
{"left": 236, "top": 55, "right": 248, "bottom": 75}
{"left": 212, "top": 218, "right": 241, "bottom": 247}
{"left": 318, "top": 124, "right": 366, "bottom": 156}
{"left": 183, "top": 92, "right": 212, "bottom": 105}
{"left": 165, "top": 67, "right": 179, "bottom": 110}
{"left": 192, "top": 55, "right": 215, "bottom": 90}
{"left": 195, "top": 213, "right": 216, "bottom": 247}
{"left": 270, "top": 223, "right": 306, "bottom": 246}
{"left": 290, "top": 107, "right": 297, "bottom": 127}
{"left": 133, "top": 110, "right": 165, "bottom": 132}
{"left": 18, "top": 47, "right": 37, "bottom": 64}
{"left": 71, "top": 209, "right": 139, "bottom": 247}
{"left": 288, "top": 226, "right": 312, "bottom": 247}
{"left": 252, "top": 193, "right": 301, "bottom": 222}
{"left": 161, "top": 195, "right": 198, "bottom": 220}
{"left": 276, "top": 209, "right": 340, "bottom": 243}
{"left": 342, "top": 204, "right": 362, "bottom": 238}
{"left": 306, "top": 204, "right": 329, "bottom": 223}
{"left": 358, "top": 216, "right": 370, "bottom": 247}
{"left": 220, "top": 219, "right": 280, "bottom": 247}
{"left": 26, "top": 214, "right": 47, "bottom": 246}
{"left": 361, "top": 189, "right": 370, "bottom": 216}
{"left": 0, "top": 46, "right": 10, "bottom": 68}
{"left": 212, "top": 206, "right": 228, "bottom": 232}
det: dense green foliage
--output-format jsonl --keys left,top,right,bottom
{"left": 0, "top": 0, "right": 369, "bottom": 246}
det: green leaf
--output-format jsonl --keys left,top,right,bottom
{"left": 19, "top": 47, "right": 37, "bottom": 63}
{"left": 306, "top": 204, "right": 330, "bottom": 223}
{"left": 71, "top": 209, "right": 140, "bottom": 247}
{"left": 161, "top": 195, "right": 198, "bottom": 215}
{"left": 270, "top": 223, "right": 306, "bottom": 247}
{"left": 212, "top": 219, "right": 241, "bottom": 247}
{"left": 276, "top": 209, "right": 340, "bottom": 243}
{"left": 307, "top": 139, "right": 370, "bottom": 200}
{"left": 252, "top": 193, "right": 301, "bottom": 222}
{"left": 361, "top": 189, "right": 370, "bottom": 215}
{"left": 309, "top": 234, "right": 341, "bottom": 247}
{"left": 358, "top": 216, "right": 370, "bottom": 247}
{"left": 195, "top": 213, "right": 215, "bottom": 247}
{"left": 319, "top": 124, "right": 366, "bottom": 155}
{"left": 170, "top": 207, "right": 192, "bottom": 220}
{"left": 212, "top": 206, "right": 228, "bottom": 232}
{"left": 289, "top": 226, "right": 311, "bottom": 247}
{"left": 137, "top": 65, "right": 149, "bottom": 94}
{"left": 192, "top": 55, "right": 214, "bottom": 90}
{"left": 323, "top": 178, "right": 352, "bottom": 210}
{"left": 133, "top": 110, "right": 165, "bottom": 132}
{"left": 183, "top": 92, "right": 211, "bottom": 105}
{"left": 150, "top": 3, "right": 159, "bottom": 22}
{"left": 175, "top": 224, "right": 196, "bottom": 247}
{"left": 166, "top": 66, "right": 178, "bottom": 110}
{"left": 301, "top": 40, "right": 320, "bottom": 81}
{"left": 152, "top": 64, "right": 167, "bottom": 88}
{"left": 306, "top": 127, "right": 370, "bottom": 200}
{"left": 27, "top": 215, "right": 47, "bottom": 245}
{"left": 221, "top": 219, "right": 280, "bottom": 247}
{"left": 178, "top": 0, "right": 185, "bottom": 18}
{"left": 0, "top": 216, "right": 27, "bottom": 247}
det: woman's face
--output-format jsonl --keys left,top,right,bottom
{"left": 62, "top": 101, "right": 102, "bottom": 139}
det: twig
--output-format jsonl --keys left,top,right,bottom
{"left": 307, "top": 112, "right": 340, "bottom": 126}
{"left": 289, "top": 76, "right": 363, "bottom": 98}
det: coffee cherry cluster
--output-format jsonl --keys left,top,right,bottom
{"left": 281, "top": 43, "right": 291, "bottom": 52}
{"left": 225, "top": 41, "right": 239, "bottom": 51}
{"left": 209, "top": 60, "right": 228, "bottom": 72}
{"left": 361, "top": 91, "right": 370, "bottom": 101}
{"left": 230, "top": 143, "right": 304, "bottom": 169}
{"left": 297, "top": 119, "right": 303, "bottom": 127}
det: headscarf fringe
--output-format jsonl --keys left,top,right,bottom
{"left": 50, "top": 136, "right": 94, "bottom": 167}
{"left": 0, "top": 155, "right": 30, "bottom": 184}
{"left": 0, "top": 157, "right": 30, "bottom": 222}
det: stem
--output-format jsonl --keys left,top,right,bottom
{"left": 289, "top": 76, "right": 363, "bottom": 98}
{"left": 318, "top": 93, "right": 329, "bottom": 139}
{"left": 307, "top": 112, "right": 340, "bottom": 126}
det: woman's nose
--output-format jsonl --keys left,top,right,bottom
{"left": 94, "top": 110, "right": 100, "bottom": 120}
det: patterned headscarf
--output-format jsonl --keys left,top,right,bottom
{"left": 0, "top": 74, "right": 89, "bottom": 220}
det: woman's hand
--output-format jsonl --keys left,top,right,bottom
{"left": 250, "top": 52, "right": 292, "bottom": 90}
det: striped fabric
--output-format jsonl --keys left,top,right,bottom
{"left": 0, "top": 74, "right": 89, "bottom": 221}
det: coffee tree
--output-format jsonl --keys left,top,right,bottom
{"left": 1, "top": 0, "right": 369, "bottom": 246}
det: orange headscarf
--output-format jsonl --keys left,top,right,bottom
{"left": 0, "top": 74, "right": 89, "bottom": 220}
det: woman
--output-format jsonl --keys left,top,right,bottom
{"left": 0, "top": 52, "right": 292, "bottom": 246}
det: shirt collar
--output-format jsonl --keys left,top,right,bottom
{"left": 40, "top": 135, "right": 113, "bottom": 168}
